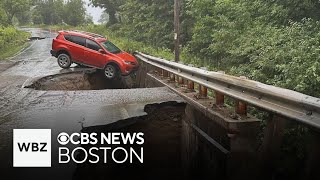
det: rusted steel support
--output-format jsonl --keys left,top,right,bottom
{"left": 187, "top": 80, "right": 194, "bottom": 90}
{"left": 202, "top": 86, "right": 208, "bottom": 97}
{"left": 150, "top": 64, "right": 155, "bottom": 73}
{"left": 235, "top": 100, "right": 247, "bottom": 115}
{"left": 199, "top": 85, "right": 208, "bottom": 98}
{"left": 163, "top": 70, "right": 168, "bottom": 78}
{"left": 178, "top": 76, "right": 184, "bottom": 85}
{"left": 215, "top": 91, "right": 224, "bottom": 105}
{"left": 158, "top": 68, "right": 163, "bottom": 76}
{"left": 170, "top": 73, "right": 175, "bottom": 82}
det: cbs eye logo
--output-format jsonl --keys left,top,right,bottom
{"left": 57, "top": 133, "right": 69, "bottom": 145}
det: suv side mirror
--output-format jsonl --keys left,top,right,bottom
{"left": 98, "top": 49, "right": 106, "bottom": 54}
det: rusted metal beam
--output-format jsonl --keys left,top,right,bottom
{"left": 215, "top": 91, "right": 224, "bottom": 105}
{"left": 199, "top": 85, "right": 208, "bottom": 98}
{"left": 178, "top": 76, "right": 184, "bottom": 85}
{"left": 187, "top": 80, "right": 194, "bottom": 90}
{"left": 163, "top": 70, "right": 168, "bottom": 78}
{"left": 236, "top": 101, "right": 247, "bottom": 115}
{"left": 170, "top": 73, "right": 175, "bottom": 82}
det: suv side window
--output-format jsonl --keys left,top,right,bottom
{"left": 64, "top": 35, "right": 85, "bottom": 47}
{"left": 72, "top": 36, "right": 86, "bottom": 46}
{"left": 86, "top": 39, "right": 101, "bottom": 51}
{"left": 64, "top": 35, "right": 73, "bottom": 42}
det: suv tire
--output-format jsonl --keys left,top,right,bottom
{"left": 104, "top": 64, "right": 118, "bottom": 79}
{"left": 57, "top": 53, "right": 72, "bottom": 69}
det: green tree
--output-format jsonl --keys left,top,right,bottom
{"left": 84, "top": 14, "right": 94, "bottom": 25}
{"left": 31, "top": 0, "right": 88, "bottom": 26}
{"left": 117, "top": 0, "right": 174, "bottom": 48}
{"left": 0, "top": 7, "right": 8, "bottom": 26}
{"left": 64, "top": 0, "right": 86, "bottom": 26}
{"left": 98, "top": 12, "right": 109, "bottom": 24}
{"left": 16, "top": 9, "right": 32, "bottom": 25}
{"left": 34, "top": 0, "right": 65, "bottom": 25}
{"left": 1, "top": 0, "right": 31, "bottom": 25}
{"left": 32, "top": 9, "right": 43, "bottom": 24}
{"left": 89, "top": 0, "right": 123, "bottom": 25}
{"left": 267, "top": 0, "right": 320, "bottom": 21}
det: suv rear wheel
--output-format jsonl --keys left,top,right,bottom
{"left": 104, "top": 64, "right": 118, "bottom": 79}
{"left": 57, "top": 53, "right": 71, "bottom": 69}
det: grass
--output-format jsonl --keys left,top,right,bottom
{"left": 0, "top": 26, "right": 31, "bottom": 61}
{"left": 0, "top": 42, "right": 29, "bottom": 61}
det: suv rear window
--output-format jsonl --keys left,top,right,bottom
{"left": 64, "top": 35, "right": 85, "bottom": 46}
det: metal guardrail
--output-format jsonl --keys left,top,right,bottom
{"left": 134, "top": 52, "right": 320, "bottom": 129}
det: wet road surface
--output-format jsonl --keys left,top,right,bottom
{"left": 0, "top": 28, "right": 182, "bottom": 179}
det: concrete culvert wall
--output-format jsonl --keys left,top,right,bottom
{"left": 72, "top": 101, "right": 227, "bottom": 180}
{"left": 26, "top": 70, "right": 136, "bottom": 90}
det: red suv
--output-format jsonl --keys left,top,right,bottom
{"left": 50, "top": 30, "right": 139, "bottom": 79}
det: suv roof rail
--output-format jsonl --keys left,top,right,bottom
{"left": 71, "top": 30, "right": 105, "bottom": 38}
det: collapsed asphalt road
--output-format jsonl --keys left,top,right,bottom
{"left": 0, "top": 28, "right": 183, "bottom": 179}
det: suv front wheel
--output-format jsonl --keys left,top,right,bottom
{"left": 57, "top": 53, "right": 72, "bottom": 69}
{"left": 104, "top": 64, "right": 118, "bottom": 79}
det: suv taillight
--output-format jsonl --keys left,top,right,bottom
{"left": 52, "top": 39, "right": 56, "bottom": 49}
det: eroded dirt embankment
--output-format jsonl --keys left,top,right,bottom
{"left": 26, "top": 70, "right": 135, "bottom": 90}
{"left": 73, "top": 102, "right": 187, "bottom": 180}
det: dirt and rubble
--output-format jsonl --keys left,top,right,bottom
{"left": 26, "top": 70, "right": 136, "bottom": 90}
{"left": 74, "top": 102, "right": 187, "bottom": 180}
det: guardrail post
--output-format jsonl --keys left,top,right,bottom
{"left": 187, "top": 80, "right": 194, "bottom": 90}
{"left": 199, "top": 85, "right": 208, "bottom": 98}
{"left": 235, "top": 101, "right": 247, "bottom": 115}
{"left": 215, "top": 91, "right": 224, "bottom": 105}
{"left": 163, "top": 71, "right": 168, "bottom": 78}
{"left": 170, "top": 73, "right": 175, "bottom": 82}
{"left": 158, "top": 68, "right": 162, "bottom": 76}
{"left": 179, "top": 76, "right": 184, "bottom": 85}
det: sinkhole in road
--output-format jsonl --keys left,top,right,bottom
{"left": 73, "top": 101, "right": 187, "bottom": 180}
{"left": 29, "top": 36, "right": 46, "bottom": 41}
{"left": 26, "top": 70, "right": 136, "bottom": 90}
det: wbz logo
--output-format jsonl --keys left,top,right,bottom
{"left": 13, "top": 129, "right": 51, "bottom": 167}
{"left": 17, "top": 142, "right": 47, "bottom": 152}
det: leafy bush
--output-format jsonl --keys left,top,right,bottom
{"left": 185, "top": 0, "right": 320, "bottom": 97}
{"left": 0, "top": 26, "right": 30, "bottom": 60}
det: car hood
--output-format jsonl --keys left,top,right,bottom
{"left": 113, "top": 51, "right": 137, "bottom": 62}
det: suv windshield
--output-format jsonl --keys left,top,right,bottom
{"left": 101, "top": 40, "right": 121, "bottom": 54}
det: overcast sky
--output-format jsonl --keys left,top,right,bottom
{"left": 84, "top": 0, "right": 104, "bottom": 24}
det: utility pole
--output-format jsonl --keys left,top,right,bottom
{"left": 174, "top": 0, "right": 181, "bottom": 62}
